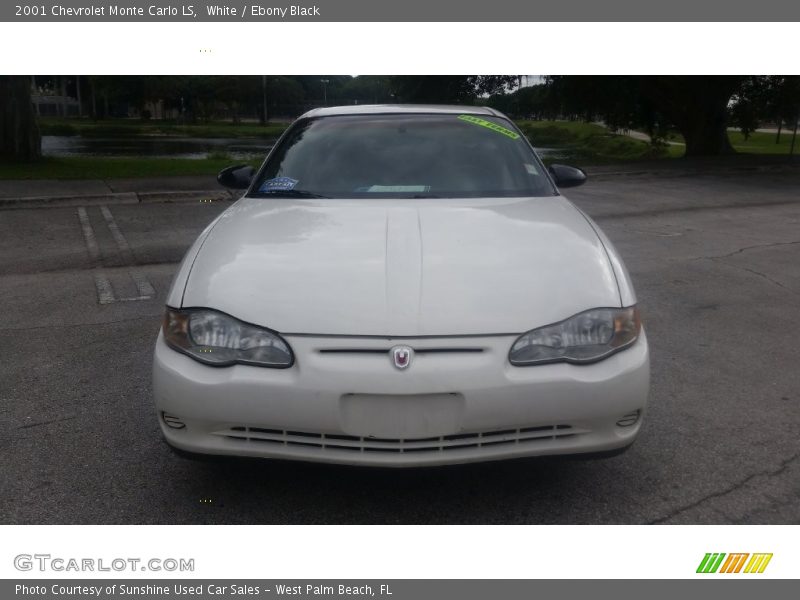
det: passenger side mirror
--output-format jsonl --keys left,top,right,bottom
{"left": 217, "top": 165, "right": 256, "bottom": 190}
{"left": 548, "top": 164, "right": 587, "bottom": 188}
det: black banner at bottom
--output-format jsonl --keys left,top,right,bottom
{"left": 3, "top": 580, "right": 796, "bottom": 600}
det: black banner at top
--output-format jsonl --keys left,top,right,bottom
{"left": 5, "top": 0, "right": 800, "bottom": 22}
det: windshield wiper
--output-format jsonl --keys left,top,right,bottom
{"left": 251, "top": 190, "right": 329, "bottom": 199}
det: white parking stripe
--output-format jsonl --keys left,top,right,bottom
{"left": 100, "top": 205, "right": 155, "bottom": 300}
{"left": 77, "top": 207, "right": 100, "bottom": 262}
{"left": 78, "top": 207, "right": 117, "bottom": 304}
{"left": 100, "top": 205, "right": 133, "bottom": 257}
{"left": 130, "top": 270, "right": 156, "bottom": 298}
{"left": 78, "top": 206, "right": 155, "bottom": 304}
{"left": 93, "top": 272, "right": 116, "bottom": 305}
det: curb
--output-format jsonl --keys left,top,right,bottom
{"left": 137, "top": 190, "right": 235, "bottom": 204}
{"left": 588, "top": 162, "right": 799, "bottom": 180}
{"left": 0, "top": 189, "right": 236, "bottom": 210}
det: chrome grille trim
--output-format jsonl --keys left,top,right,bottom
{"left": 214, "top": 424, "right": 587, "bottom": 453}
{"left": 317, "top": 347, "right": 484, "bottom": 355}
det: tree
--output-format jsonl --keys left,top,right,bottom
{"left": 546, "top": 76, "right": 746, "bottom": 156}
{"left": 729, "top": 76, "right": 800, "bottom": 143}
{"left": 389, "top": 76, "right": 518, "bottom": 104}
{"left": 487, "top": 84, "right": 552, "bottom": 120}
{"left": 0, "top": 76, "right": 41, "bottom": 161}
{"left": 340, "top": 76, "right": 393, "bottom": 104}
{"left": 639, "top": 76, "right": 743, "bottom": 156}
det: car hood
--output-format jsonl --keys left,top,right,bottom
{"left": 180, "top": 196, "right": 621, "bottom": 336}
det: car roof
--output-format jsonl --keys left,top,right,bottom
{"left": 300, "top": 104, "right": 506, "bottom": 119}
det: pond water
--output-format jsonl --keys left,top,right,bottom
{"left": 41, "top": 136, "right": 276, "bottom": 159}
{"left": 533, "top": 147, "right": 567, "bottom": 159}
{"left": 42, "top": 135, "right": 562, "bottom": 161}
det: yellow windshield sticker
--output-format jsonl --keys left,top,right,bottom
{"left": 458, "top": 114, "right": 520, "bottom": 140}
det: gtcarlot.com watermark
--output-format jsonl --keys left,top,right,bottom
{"left": 14, "top": 554, "right": 195, "bottom": 572}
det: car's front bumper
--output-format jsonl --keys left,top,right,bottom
{"left": 152, "top": 330, "right": 650, "bottom": 467}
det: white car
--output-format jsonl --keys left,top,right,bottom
{"left": 153, "top": 105, "right": 649, "bottom": 467}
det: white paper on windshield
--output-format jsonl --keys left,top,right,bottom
{"left": 367, "top": 185, "right": 431, "bottom": 192}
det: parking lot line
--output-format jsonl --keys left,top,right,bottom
{"left": 76, "top": 206, "right": 155, "bottom": 304}
{"left": 77, "top": 207, "right": 116, "bottom": 304}
{"left": 100, "top": 205, "right": 156, "bottom": 300}
{"left": 100, "top": 205, "right": 134, "bottom": 258}
{"left": 76, "top": 207, "right": 100, "bottom": 262}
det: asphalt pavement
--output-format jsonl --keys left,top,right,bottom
{"left": 1, "top": 167, "right": 799, "bottom": 524}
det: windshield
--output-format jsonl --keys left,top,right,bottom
{"left": 251, "top": 113, "right": 556, "bottom": 199}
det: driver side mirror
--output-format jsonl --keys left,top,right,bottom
{"left": 548, "top": 164, "right": 587, "bottom": 188}
{"left": 217, "top": 165, "right": 256, "bottom": 190}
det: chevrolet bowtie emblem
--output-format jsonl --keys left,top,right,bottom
{"left": 391, "top": 345, "right": 413, "bottom": 370}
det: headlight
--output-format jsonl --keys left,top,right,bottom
{"left": 162, "top": 307, "right": 294, "bottom": 368}
{"left": 509, "top": 306, "right": 641, "bottom": 366}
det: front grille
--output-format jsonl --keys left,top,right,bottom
{"left": 317, "top": 347, "right": 484, "bottom": 355}
{"left": 213, "top": 424, "right": 585, "bottom": 454}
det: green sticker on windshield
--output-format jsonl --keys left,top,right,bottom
{"left": 458, "top": 114, "right": 520, "bottom": 140}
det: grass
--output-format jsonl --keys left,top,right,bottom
{"left": 0, "top": 157, "right": 262, "bottom": 180}
{"left": 38, "top": 117, "right": 289, "bottom": 139}
{"left": 727, "top": 130, "right": 799, "bottom": 154}
{"left": 517, "top": 120, "right": 672, "bottom": 165}
{"left": 665, "top": 143, "right": 687, "bottom": 158}
{"left": 618, "top": 129, "right": 799, "bottom": 158}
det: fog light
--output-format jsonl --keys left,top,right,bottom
{"left": 162, "top": 412, "right": 186, "bottom": 429}
{"left": 616, "top": 410, "right": 641, "bottom": 427}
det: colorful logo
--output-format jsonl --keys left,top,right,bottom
{"left": 391, "top": 345, "right": 413, "bottom": 370}
{"left": 696, "top": 553, "right": 773, "bottom": 574}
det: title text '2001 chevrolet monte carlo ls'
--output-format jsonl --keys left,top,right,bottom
{"left": 152, "top": 105, "right": 649, "bottom": 467}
